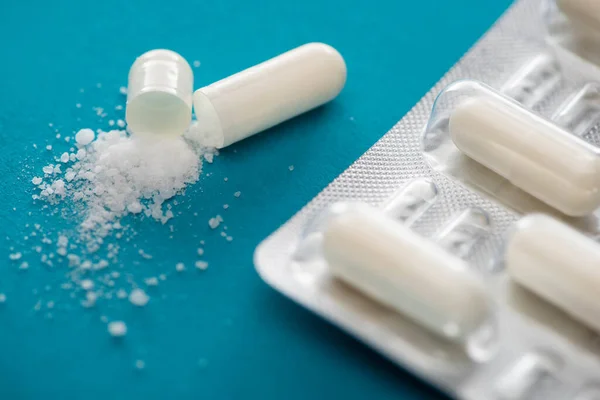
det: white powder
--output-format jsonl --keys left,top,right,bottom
{"left": 197, "top": 248, "right": 204, "bottom": 256}
{"left": 144, "top": 277, "right": 159, "bottom": 286}
{"left": 75, "top": 128, "right": 95, "bottom": 145}
{"left": 108, "top": 321, "right": 127, "bottom": 337}
{"left": 81, "top": 279, "right": 94, "bottom": 290}
{"left": 36, "top": 128, "right": 205, "bottom": 250}
{"left": 32, "top": 177, "right": 42, "bottom": 185}
{"left": 129, "top": 288, "right": 149, "bottom": 306}
{"left": 208, "top": 215, "right": 223, "bottom": 229}
{"left": 234, "top": 191, "right": 241, "bottom": 198}
{"left": 195, "top": 260, "right": 208, "bottom": 270}
{"left": 175, "top": 262, "right": 185, "bottom": 272}
{"left": 0, "top": 294, "right": 6, "bottom": 303}
{"left": 135, "top": 360, "right": 145, "bottom": 369}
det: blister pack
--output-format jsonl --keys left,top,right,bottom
{"left": 254, "top": 0, "right": 600, "bottom": 398}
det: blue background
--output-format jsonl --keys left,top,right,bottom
{"left": 0, "top": 0, "right": 512, "bottom": 399}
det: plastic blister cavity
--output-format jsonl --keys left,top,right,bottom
{"left": 494, "top": 351, "right": 562, "bottom": 400}
{"left": 192, "top": 43, "right": 346, "bottom": 148}
{"left": 552, "top": 82, "right": 600, "bottom": 135}
{"left": 423, "top": 80, "right": 600, "bottom": 217}
{"left": 126, "top": 49, "right": 193, "bottom": 138}
{"left": 291, "top": 184, "right": 495, "bottom": 357}
{"left": 505, "top": 213, "right": 600, "bottom": 333}
{"left": 501, "top": 53, "right": 562, "bottom": 109}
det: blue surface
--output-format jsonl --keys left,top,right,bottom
{"left": 0, "top": 0, "right": 512, "bottom": 399}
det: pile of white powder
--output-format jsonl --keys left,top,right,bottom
{"left": 16, "top": 110, "right": 220, "bottom": 334}
{"left": 32, "top": 124, "right": 208, "bottom": 251}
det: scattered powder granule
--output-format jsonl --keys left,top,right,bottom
{"left": 46, "top": 145, "right": 52, "bottom": 151}
{"left": 9, "top": 252, "right": 22, "bottom": 261}
{"left": 234, "top": 191, "right": 241, "bottom": 198}
{"left": 208, "top": 215, "right": 223, "bottom": 229}
{"left": 94, "top": 259, "right": 109, "bottom": 270}
{"left": 0, "top": 294, "right": 6, "bottom": 303}
{"left": 84, "top": 291, "right": 97, "bottom": 307}
{"left": 116, "top": 289, "right": 128, "bottom": 299}
{"left": 197, "top": 248, "right": 204, "bottom": 256}
{"left": 135, "top": 360, "right": 145, "bottom": 369}
{"left": 159, "top": 274, "right": 167, "bottom": 281}
{"left": 175, "top": 262, "right": 185, "bottom": 272}
{"left": 288, "top": 165, "right": 294, "bottom": 171}
{"left": 32, "top": 176, "right": 42, "bottom": 185}
{"left": 193, "top": 60, "right": 201, "bottom": 68}
{"left": 80, "top": 279, "right": 94, "bottom": 290}
{"left": 119, "top": 86, "right": 127, "bottom": 95}
{"left": 223, "top": 177, "right": 228, "bottom": 182}
{"left": 138, "top": 249, "right": 153, "bottom": 260}
{"left": 226, "top": 236, "right": 233, "bottom": 242}
{"left": 144, "top": 277, "right": 159, "bottom": 286}
{"left": 19, "top": 262, "right": 29, "bottom": 270}
{"left": 75, "top": 128, "right": 94, "bottom": 145}
{"left": 116, "top": 119, "right": 125, "bottom": 128}
{"left": 108, "top": 120, "right": 115, "bottom": 126}
{"left": 108, "top": 321, "right": 127, "bottom": 337}
{"left": 203, "top": 153, "right": 214, "bottom": 163}
{"left": 195, "top": 261, "right": 208, "bottom": 270}
{"left": 223, "top": 204, "right": 229, "bottom": 209}
{"left": 60, "top": 152, "right": 69, "bottom": 163}
{"left": 129, "top": 288, "right": 149, "bottom": 306}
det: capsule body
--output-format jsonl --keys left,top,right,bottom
{"left": 448, "top": 89, "right": 600, "bottom": 216}
{"left": 557, "top": 0, "right": 600, "bottom": 34}
{"left": 321, "top": 204, "right": 490, "bottom": 341}
{"left": 506, "top": 214, "right": 600, "bottom": 333}
{"left": 193, "top": 43, "right": 347, "bottom": 148}
{"left": 126, "top": 49, "right": 193, "bottom": 138}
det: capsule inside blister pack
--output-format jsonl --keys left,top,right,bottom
{"left": 423, "top": 80, "right": 600, "bottom": 217}
{"left": 545, "top": 0, "right": 600, "bottom": 77}
{"left": 505, "top": 213, "right": 600, "bottom": 334}
{"left": 293, "top": 182, "right": 494, "bottom": 353}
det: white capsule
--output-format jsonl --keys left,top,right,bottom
{"left": 126, "top": 49, "right": 193, "bottom": 137}
{"left": 193, "top": 43, "right": 346, "bottom": 148}
{"left": 506, "top": 214, "right": 600, "bottom": 333}
{"left": 557, "top": 0, "right": 600, "bottom": 34}
{"left": 321, "top": 204, "right": 490, "bottom": 341}
{"left": 449, "top": 89, "right": 600, "bottom": 216}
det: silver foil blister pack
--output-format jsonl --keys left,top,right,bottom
{"left": 255, "top": 1, "right": 600, "bottom": 399}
